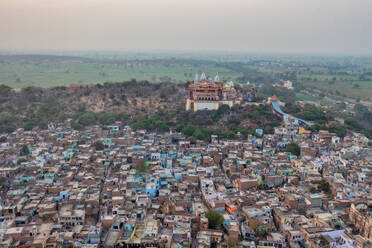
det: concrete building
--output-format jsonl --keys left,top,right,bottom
{"left": 185, "top": 73, "right": 241, "bottom": 111}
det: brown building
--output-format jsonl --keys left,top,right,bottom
{"left": 186, "top": 73, "right": 240, "bottom": 111}
{"left": 235, "top": 178, "right": 258, "bottom": 190}
{"left": 349, "top": 203, "right": 372, "bottom": 239}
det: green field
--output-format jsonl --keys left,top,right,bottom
{"left": 301, "top": 80, "right": 372, "bottom": 99}
{"left": 0, "top": 56, "right": 240, "bottom": 88}
{"left": 251, "top": 64, "right": 372, "bottom": 100}
{"left": 295, "top": 93, "right": 319, "bottom": 102}
{"left": 1, "top": 54, "right": 372, "bottom": 103}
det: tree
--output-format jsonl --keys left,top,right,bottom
{"left": 20, "top": 144, "right": 30, "bottom": 155}
{"left": 345, "top": 118, "right": 363, "bottom": 131}
{"left": 181, "top": 124, "right": 196, "bottom": 137}
{"left": 78, "top": 112, "right": 96, "bottom": 126}
{"left": 0, "top": 136, "right": 6, "bottom": 142}
{"left": 319, "top": 179, "right": 331, "bottom": 194}
{"left": 193, "top": 129, "right": 207, "bottom": 141}
{"left": 258, "top": 182, "right": 266, "bottom": 190}
{"left": 71, "top": 121, "right": 82, "bottom": 130}
{"left": 205, "top": 210, "right": 224, "bottom": 229}
{"left": 0, "top": 176, "right": 6, "bottom": 185}
{"left": 310, "top": 186, "right": 317, "bottom": 193}
{"left": 23, "top": 121, "right": 37, "bottom": 131}
{"left": 0, "top": 114, "right": 18, "bottom": 133}
{"left": 97, "top": 112, "right": 117, "bottom": 125}
{"left": 286, "top": 142, "right": 300, "bottom": 156}
{"left": 269, "top": 121, "right": 281, "bottom": 128}
{"left": 0, "top": 84, "right": 12, "bottom": 97}
{"left": 328, "top": 125, "right": 347, "bottom": 138}
{"left": 93, "top": 141, "right": 104, "bottom": 151}
{"left": 156, "top": 121, "right": 169, "bottom": 132}
{"left": 297, "top": 104, "right": 327, "bottom": 122}
{"left": 36, "top": 97, "right": 61, "bottom": 121}
{"left": 186, "top": 136, "right": 197, "bottom": 144}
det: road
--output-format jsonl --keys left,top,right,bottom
{"left": 271, "top": 101, "right": 313, "bottom": 127}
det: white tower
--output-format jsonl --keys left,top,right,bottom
{"left": 194, "top": 73, "right": 199, "bottom": 83}
{"left": 214, "top": 73, "right": 220, "bottom": 83}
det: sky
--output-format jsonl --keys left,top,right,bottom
{"left": 0, "top": 0, "right": 372, "bottom": 55}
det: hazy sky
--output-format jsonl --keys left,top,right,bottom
{"left": 1, "top": 0, "right": 372, "bottom": 54}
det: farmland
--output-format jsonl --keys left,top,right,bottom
{"left": 249, "top": 60, "right": 372, "bottom": 101}
{"left": 300, "top": 80, "right": 372, "bottom": 99}
{"left": 0, "top": 55, "right": 240, "bottom": 88}
{"left": 0, "top": 53, "right": 371, "bottom": 103}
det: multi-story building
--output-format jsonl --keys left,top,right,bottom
{"left": 186, "top": 73, "right": 241, "bottom": 111}
{"left": 59, "top": 209, "right": 85, "bottom": 226}
{"left": 349, "top": 203, "right": 372, "bottom": 239}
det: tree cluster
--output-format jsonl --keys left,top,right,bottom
{"left": 286, "top": 142, "right": 301, "bottom": 156}
{"left": 205, "top": 210, "right": 224, "bottom": 229}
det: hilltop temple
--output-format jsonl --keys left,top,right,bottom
{"left": 186, "top": 72, "right": 241, "bottom": 111}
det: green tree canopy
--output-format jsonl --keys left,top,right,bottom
{"left": 205, "top": 210, "right": 224, "bottom": 229}
{"left": 93, "top": 141, "right": 104, "bottom": 151}
{"left": 0, "top": 176, "right": 7, "bottom": 185}
{"left": 36, "top": 97, "right": 61, "bottom": 122}
{"left": 286, "top": 142, "right": 300, "bottom": 156}
{"left": 71, "top": 121, "right": 82, "bottom": 130}
{"left": 319, "top": 179, "right": 331, "bottom": 194}
{"left": 328, "top": 125, "right": 347, "bottom": 138}
{"left": 297, "top": 104, "right": 327, "bottom": 123}
{"left": 0, "top": 84, "right": 12, "bottom": 97}
{"left": 181, "top": 124, "right": 196, "bottom": 137}
{"left": 78, "top": 112, "right": 96, "bottom": 126}
{"left": 193, "top": 129, "right": 207, "bottom": 141}
{"left": 20, "top": 144, "right": 30, "bottom": 155}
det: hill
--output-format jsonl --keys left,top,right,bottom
{"left": 0, "top": 81, "right": 280, "bottom": 140}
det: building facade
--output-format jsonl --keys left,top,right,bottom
{"left": 186, "top": 73, "right": 241, "bottom": 111}
{"left": 349, "top": 203, "right": 372, "bottom": 239}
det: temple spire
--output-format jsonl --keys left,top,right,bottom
{"left": 194, "top": 73, "right": 199, "bottom": 83}
{"left": 200, "top": 72, "right": 206, "bottom": 81}
{"left": 214, "top": 72, "right": 219, "bottom": 82}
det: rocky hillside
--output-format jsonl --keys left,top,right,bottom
{"left": 0, "top": 80, "right": 281, "bottom": 139}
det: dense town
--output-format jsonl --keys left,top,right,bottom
{"left": 0, "top": 93, "right": 371, "bottom": 248}
{"left": 1, "top": 0, "right": 372, "bottom": 246}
